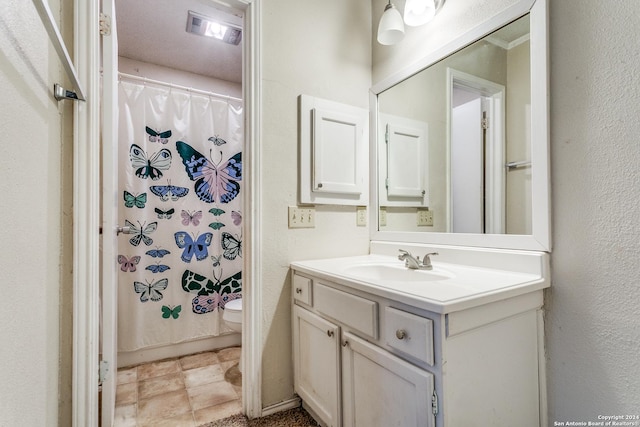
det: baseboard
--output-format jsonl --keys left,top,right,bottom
{"left": 117, "top": 333, "right": 241, "bottom": 367}
{"left": 259, "top": 396, "right": 302, "bottom": 418}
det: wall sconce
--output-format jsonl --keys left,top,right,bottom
{"left": 377, "top": 0, "right": 445, "bottom": 45}
{"left": 377, "top": 1, "right": 405, "bottom": 45}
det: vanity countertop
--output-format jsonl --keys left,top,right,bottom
{"left": 290, "top": 252, "right": 550, "bottom": 314}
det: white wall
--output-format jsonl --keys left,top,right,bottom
{"left": 546, "top": 0, "right": 640, "bottom": 420}
{"left": 0, "top": 0, "right": 73, "bottom": 425}
{"left": 119, "top": 57, "right": 242, "bottom": 99}
{"left": 372, "top": 0, "right": 640, "bottom": 422}
{"left": 259, "top": 0, "right": 372, "bottom": 407}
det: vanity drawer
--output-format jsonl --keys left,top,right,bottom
{"left": 314, "top": 282, "right": 378, "bottom": 339}
{"left": 384, "top": 307, "right": 434, "bottom": 366}
{"left": 292, "top": 273, "right": 313, "bottom": 306}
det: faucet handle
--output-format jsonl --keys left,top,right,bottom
{"left": 398, "top": 249, "right": 411, "bottom": 260}
{"left": 421, "top": 252, "right": 439, "bottom": 268}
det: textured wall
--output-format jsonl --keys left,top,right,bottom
{"left": 260, "top": 0, "right": 372, "bottom": 407}
{"left": 546, "top": 0, "right": 640, "bottom": 421}
{"left": 0, "top": 0, "right": 74, "bottom": 425}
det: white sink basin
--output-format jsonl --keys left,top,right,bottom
{"left": 342, "top": 263, "right": 454, "bottom": 283}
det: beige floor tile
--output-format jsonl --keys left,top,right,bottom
{"left": 193, "top": 399, "right": 243, "bottom": 425}
{"left": 183, "top": 364, "right": 225, "bottom": 388}
{"left": 137, "top": 389, "right": 191, "bottom": 425}
{"left": 115, "top": 382, "right": 137, "bottom": 406}
{"left": 137, "top": 359, "right": 181, "bottom": 380}
{"left": 216, "top": 346, "right": 241, "bottom": 362}
{"left": 179, "top": 351, "right": 220, "bottom": 370}
{"left": 117, "top": 366, "right": 137, "bottom": 385}
{"left": 138, "top": 411, "right": 196, "bottom": 427}
{"left": 113, "top": 403, "right": 137, "bottom": 427}
{"left": 187, "top": 379, "right": 239, "bottom": 411}
{"left": 138, "top": 372, "right": 185, "bottom": 400}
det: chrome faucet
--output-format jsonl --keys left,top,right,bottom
{"left": 398, "top": 249, "right": 439, "bottom": 270}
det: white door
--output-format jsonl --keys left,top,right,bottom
{"left": 451, "top": 95, "right": 483, "bottom": 233}
{"left": 341, "top": 332, "right": 435, "bottom": 427}
{"left": 100, "top": 0, "right": 119, "bottom": 425}
{"left": 292, "top": 305, "right": 341, "bottom": 427}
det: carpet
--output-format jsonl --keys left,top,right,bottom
{"left": 198, "top": 407, "right": 321, "bottom": 427}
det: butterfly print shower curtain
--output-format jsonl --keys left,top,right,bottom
{"left": 117, "top": 78, "right": 243, "bottom": 352}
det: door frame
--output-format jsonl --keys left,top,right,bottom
{"left": 72, "top": 0, "right": 263, "bottom": 425}
{"left": 446, "top": 68, "right": 506, "bottom": 234}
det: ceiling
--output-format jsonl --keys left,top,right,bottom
{"left": 115, "top": 0, "right": 243, "bottom": 83}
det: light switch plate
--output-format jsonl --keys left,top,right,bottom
{"left": 379, "top": 208, "right": 387, "bottom": 227}
{"left": 288, "top": 206, "right": 316, "bottom": 228}
{"left": 356, "top": 206, "right": 367, "bottom": 226}
{"left": 417, "top": 209, "right": 433, "bottom": 226}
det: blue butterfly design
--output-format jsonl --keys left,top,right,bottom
{"left": 149, "top": 182, "right": 189, "bottom": 202}
{"left": 146, "top": 263, "right": 171, "bottom": 273}
{"left": 174, "top": 231, "right": 213, "bottom": 263}
{"left": 146, "top": 248, "right": 171, "bottom": 258}
{"left": 176, "top": 141, "right": 242, "bottom": 203}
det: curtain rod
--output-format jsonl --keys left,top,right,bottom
{"left": 118, "top": 72, "right": 242, "bottom": 103}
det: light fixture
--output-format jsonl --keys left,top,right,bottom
{"left": 403, "top": 0, "right": 436, "bottom": 27}
{"left": 186, "top": 10, "right": 242, "bottom": 45}
{"left": 377, "top": 1, "right": 405, "bottom": 46}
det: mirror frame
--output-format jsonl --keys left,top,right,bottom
{"left": 369, "top": 0, "right": 550, "bottom": 252}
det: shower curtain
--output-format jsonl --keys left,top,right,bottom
{"left": 117, "top": 78, "right": 243, "bottom": 352}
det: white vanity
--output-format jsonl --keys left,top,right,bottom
{"left": 291, "top": 0, "right": 550, "bottom": 425}
{"left": 291, "top": 243, "right": 549, "bottom": 427}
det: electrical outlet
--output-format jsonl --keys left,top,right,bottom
{"left": 379, "top": 208, "right": 387, "bottom": 227}
{"left": 356, "top": 206, "right": 367, "bottom": 227}
{"left": 417, "top": 209, "right": 433, "bottom": 226}
{"left": 288, "top": 206, "right": 315, "bottom": 228}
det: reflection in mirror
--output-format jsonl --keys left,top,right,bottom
{"left": 378, "top": 15, "right": 531, "bottom": 235}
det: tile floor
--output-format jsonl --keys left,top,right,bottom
{"left": 113, "top": 346, "right": 242, "bottom": 427}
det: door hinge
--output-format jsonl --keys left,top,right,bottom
{"left": 99, "top": 13, "right": 111, "bottom": 36}
{"left": 482, "top": 111, "right": 488, "bottom": 130}
{"left": 385, "top": 124, "right": 389, "bottom": 144}
{"left": 385, "top": 177, "right": 389, "bottom": 189}
{"left": 432, "top": 389, "right": 439, "bottom": 416}
{"left": 99, "top": 360, "right": 110, "bottom": 385}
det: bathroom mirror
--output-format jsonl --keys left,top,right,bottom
{"left": 370, "top": 0, "right": 550, "bottom": 251}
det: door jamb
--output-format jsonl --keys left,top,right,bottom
{"left": 72, "top": 0, "right": 263, "bottom": 424}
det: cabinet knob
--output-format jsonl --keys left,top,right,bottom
{"left": 342, "top": 340, "right": 349, "bottom": 347}
{"left": 395, "top": 329, "right": 407, "bottom": 340}
{"left": 295, "top": 288, "right": 302, "bottom": 294}
{"left": 327, "top": 330, "right": 334, "bottom": 337}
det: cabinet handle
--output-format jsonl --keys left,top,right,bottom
{"left": 295, "top": 288, "right": 302, "bottom": 294}
{"left": 395, "top": 329, "right": 407, "bottom": 340}
{"left": 342, "top": 340, "right": 349, "bottom": 347}
{"left": 327, "top": 330, "right": 334, "bottom": 337}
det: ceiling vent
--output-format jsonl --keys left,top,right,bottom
{"left": 186, "top": 10, "right": 242, "bottom": 45}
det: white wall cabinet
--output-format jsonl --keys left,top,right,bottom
{"left": 299, "top": 94, "right": 368, "bottom": 206}
{"left": 291, "top": 270, "right": 545, "bottom": 427}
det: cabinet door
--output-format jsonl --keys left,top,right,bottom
{"left": 342, "top": 332, "right": 435, "bottom": 427}
{"left": 293, "top": 305, "right": 341, "bottom": 427}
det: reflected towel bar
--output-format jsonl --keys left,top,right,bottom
{"left": 32, "top": 0, "right": 86, "bottom": 101}
{"left": 506, "top": 160, "right": 531, "bottom": 170}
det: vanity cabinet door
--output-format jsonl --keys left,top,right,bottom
{"left": 341, "top": 331, "right": 435, "bottom": 427}
{"left": 293, "top": 305, "right": 341, "bottom": 427}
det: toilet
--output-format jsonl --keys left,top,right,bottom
{"left": 223, "top": 298, "right": 242, "bottom": 333}
{"left": 223, "top": 298, "right": 243, "bottom": 372}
